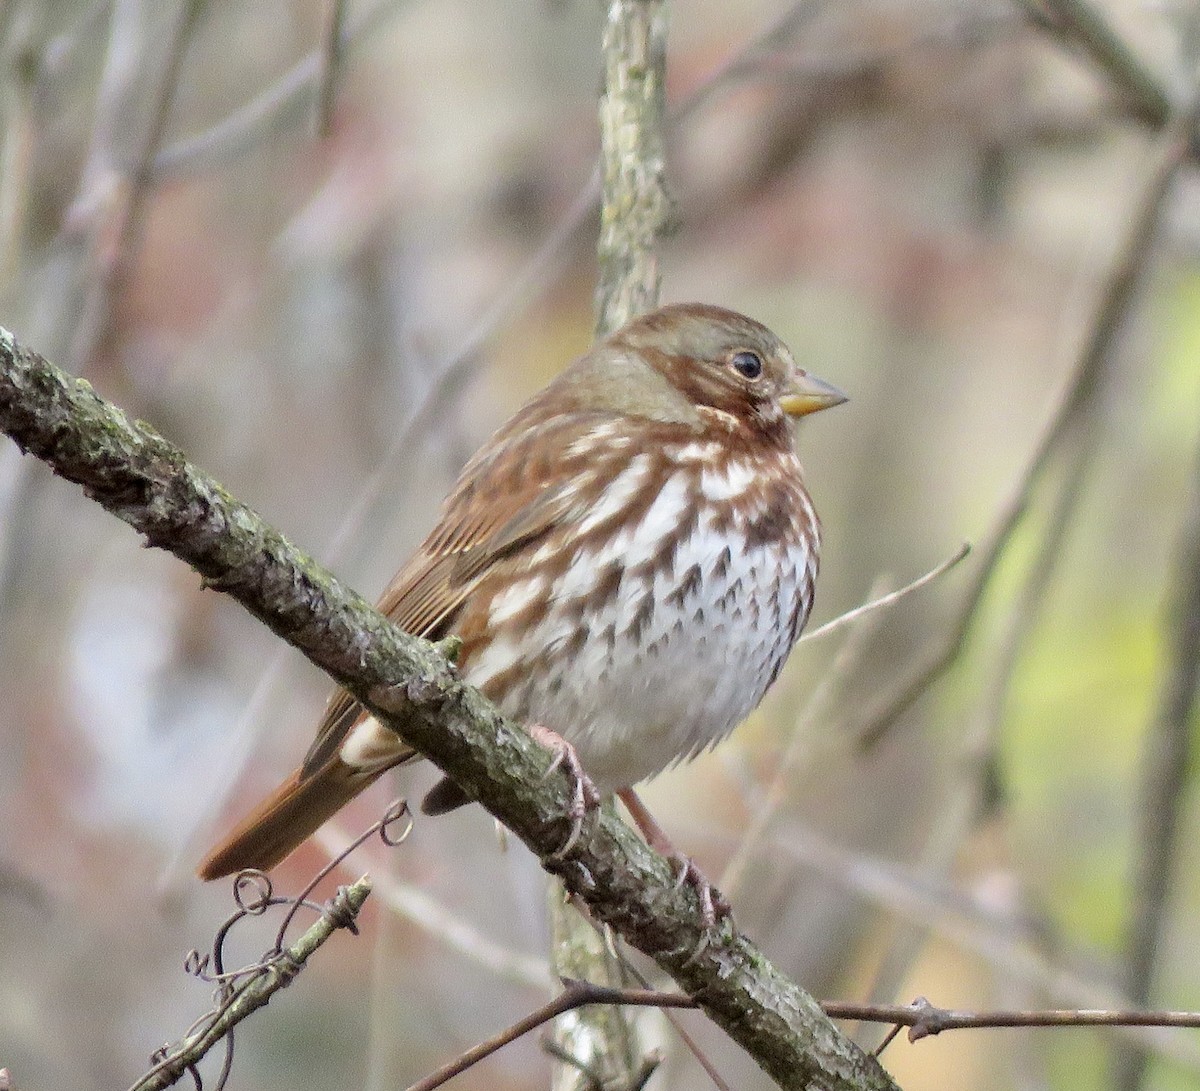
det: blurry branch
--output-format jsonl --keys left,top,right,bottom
{"left": 1022, "top": 0, "right": 1172, "bottom": 132}
{"left": 0, "top": 0, "right": 202, "bottom": 668}
{"left": 151, "top": 0, "right": 406, "bottom": 179}
{"left": 315, "top": 0, "right": 349, "bottom": 139}
{"left": 130, "top": 876, "right": 372, "bottom": 1091}
{"left": 972, "top": 433, "right": 1092, "bottom": 776}
{"left": 66, "top": 0, "right": 204, "bottom": 374}
{"left": 0, "top": 858, "right": 51, "bottom": 912}
{"left": 1117, "top": 413, "right": 1200, "bottom": 1091}
{"left": 38, "top": 0, "right": 114, "bottom": 82}
{"left": 0, "top": 329, "right": 895, "bottom": 1091}
{"left": 0, "top": 11, "right": 36, "bottom": 283}
{"left": 852, "top": 91, "right": 1200, "bottom": 749}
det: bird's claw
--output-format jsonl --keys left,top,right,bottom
{"left": 530, "top": 724, "right": 601, "bottom": 859}
{"left": 669, "top": 852, "right": 732, "bottom": 935}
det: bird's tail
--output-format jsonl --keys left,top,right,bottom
{"left": 197, "top": 758, "right": 384, "bottom": 880}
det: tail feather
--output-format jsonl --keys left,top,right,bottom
{"left": 197, "top": 758, "right": 383, "bottom": 881}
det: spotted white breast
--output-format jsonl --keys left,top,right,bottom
{"left": 466, "top": 436, "right": 819, "bottom": 791}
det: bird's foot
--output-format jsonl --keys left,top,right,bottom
{"left": 667, "top": 851, "right": 733, "bottom": 932}
{"left": 616, "top": 787, "right": 734, "bottom": 942}
{"left": 530, "top": 723, "right": 601, "bottom": 858}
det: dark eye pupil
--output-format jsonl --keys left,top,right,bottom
{"left": 732, "top": 351, "right": 763, "bottom": 379}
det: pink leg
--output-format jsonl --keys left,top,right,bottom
{"left": 530, "top": 724, "right": 601, "bottom": 858}
{"left": 617, "top": 787, "right": 732, "bottom": 929}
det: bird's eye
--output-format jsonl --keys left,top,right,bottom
{"left": 730, "top": 350, "right": 763, "bottom": 380}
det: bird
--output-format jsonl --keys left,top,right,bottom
{"left": 197, "top": 302, "right": 846, "bottom": 908}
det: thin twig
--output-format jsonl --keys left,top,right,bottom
{"left": 721, "top": 573, "right": 895, "bottom": 899}
{"left": 405, "top": 981, "right": 696, "bottom": 1091}
{"left": 800, "top": 543, "right": 971, "bottom": 643}
{"left": 825, "top": 998, "right": 1200, "bottom": 1039}
{"left": 577, "top": 912, "right": 735, "bottom": 1091}
{"left": 767, "top": 825, "right": 1200, "bottom": 1067}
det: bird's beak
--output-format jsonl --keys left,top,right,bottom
{"left": 779, "top": 371, "right": 848, "bottom": 417}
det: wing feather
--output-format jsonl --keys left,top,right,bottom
{"left": 300, "top": 410, "right": 608, "bottom": 777}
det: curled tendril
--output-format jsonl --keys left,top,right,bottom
{"left": 380, "top": 797, "right": 414, "bottom": 846}
{"left": 138, "top": 803, "right": 413, "bottom": 1090}
{"left": 273, "top": 797, "right": 413, "bottom": 948}
{"left": 232, "top": 870, "right": 272, "bottom": 914}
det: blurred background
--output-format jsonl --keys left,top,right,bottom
{"left": 2, "top": 1, "right": 1200, "bottom": 1089}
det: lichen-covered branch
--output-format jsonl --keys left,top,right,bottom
{"left": 0, "top": 326, "right": 896, "bottom": 1091}
{"left": 594, "top": 0, "right": 672, "bottom": 337}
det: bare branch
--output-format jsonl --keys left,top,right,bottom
{"left": 400, "top": 973, "right": 1200, "bottom": 1091}
{"left": 406, "top": 980, "right": 695, "bottom": 1091}
{"left": 66, "top": 0, "right": 204, "bottom": 373}
{"left": 824, "top": 997, "right": 1200, "bottom": 1041}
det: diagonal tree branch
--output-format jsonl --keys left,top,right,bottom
{"left": 0, "top": 326, "right": 897, "bottom": 1091}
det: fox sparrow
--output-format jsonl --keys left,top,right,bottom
{"left": 198, "top": 303, "right": 845, "bottom": 890}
